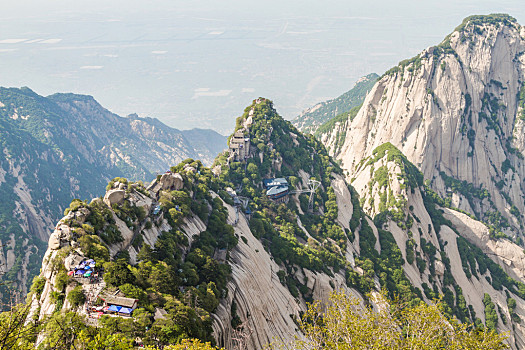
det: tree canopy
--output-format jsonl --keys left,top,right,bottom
{"left": 272, "top": 291, "right": 509, "bottom": 350}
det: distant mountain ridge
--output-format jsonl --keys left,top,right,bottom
{"left": 0, "top": 87, "right": 226, "bottom": 299}
{"left": 292, "top": 73, "right": 378, "bottom": 134}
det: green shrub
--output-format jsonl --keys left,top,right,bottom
{"left": 483, "top": 293, "right": 498, "bottom": 330}
{"left": 67, "top": 285, "right": 86, "bottom": 308}
{"left": 64, "top": 199, "right": 87, "bottom": 216}
{"left": 54, "top": 271, "right": 70, "bottom": 292}
{"left": 30, "top": 275, "right": 46, "bottom": 297}
{"left": 106, "top": 177, "right": 128, "bottom": 191}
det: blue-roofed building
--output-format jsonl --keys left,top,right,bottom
{"left": 266, "top": 185, "right": 289, "bottom": 203}
{"left": 101, "top": 295, "right": 138, "bottom": 317}
{"left": 152, "top": 205, "right": 161, "bottom": 215}
{"left": 263, "top": 178, "right": 290, "bottom": 203}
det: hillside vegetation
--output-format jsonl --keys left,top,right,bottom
{"left": 292, "top": 73, "right": 378, "bottom": 134}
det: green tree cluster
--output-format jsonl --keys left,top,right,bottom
{"left": 272, "top": 291, "right": 508, "bottom": 350}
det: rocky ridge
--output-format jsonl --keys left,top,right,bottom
{"left": 350, "top": 142, "right": 525, "bottom": 348}
{"left": 292, "top": 73, "right": 378, "bottom": 134}
{"left": 0, "top": 87, "right": 226, "bottom": 300}
{"left": 25, "top": 98, "right": 525, "bottom": 349}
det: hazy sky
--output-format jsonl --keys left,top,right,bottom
{"left": 1, "top": 1, "right": 524, "bottom": 134}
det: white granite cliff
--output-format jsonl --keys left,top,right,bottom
{"left": 322, "top": 17, "right": 525, "bottom": 240}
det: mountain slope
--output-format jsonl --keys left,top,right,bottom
{"left": 323, "top": 14, "right": 525, "bottom": 243}
{"left": 350, "top": 142, "right": 525, "bottom": 348}
{"left": 24, "top": 98, "right": 525, "bottom": 349}
{"left": 292, "top": 73, "right": 378, "bottom": 134}
{"left": 181, "top": 128, "right": 229, "bottom": 164}
{"left": 0, "top": 87, "right": 226, "bottom": 300}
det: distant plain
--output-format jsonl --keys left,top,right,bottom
{"left": 0, "top": 0, "right": 524, "bottom": 133}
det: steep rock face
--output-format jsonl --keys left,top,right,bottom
{"left": 443, "top": 208, "right": 525, "bottom": 283}
{"left": 212, "top": 202, "right": 302, "bottom": 349}
{"left": 318, "top": 117, "right": 351, "bottom": 161}
{"left": 212, "top": 181, "right": 359, "bottom": 349}
{"left": 327, "top": 15, "right": 525, "bottom": 239}
{"left": 350, "top": 143, "right": 525, "bottom": 348}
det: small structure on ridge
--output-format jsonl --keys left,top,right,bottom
{"left": 264, "top": 178, "right": 289, "bottom": 203}
{"left": 229, "top": 131, "right": 251, "bottom": 162}
{"left": 99, "top": 295, "right": 138, "bottom": 317}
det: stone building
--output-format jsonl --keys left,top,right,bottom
{"left": 229, "top": 131, "right": 251, "bottom": 162}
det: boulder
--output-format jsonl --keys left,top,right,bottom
{"left": 160, "top": 173, "right": 175, "bottom": 190}
{"left": 64, "top": 253, "right": 85, "bottom": 270}
{"left": 104, "top": 189, "right": 125, "bottom": 207}
{"left": 160, "top": 173, "right": 184, "bottom": 190}
{"left": 173, "top": 173, "right": 184, "bottom": 190}
{"left": 57, "top": 225, "right": 72, "bottom": 241}
{"left": 435, "top": 260, "right": 445, "bottom": 276}
{"left": 73, "top": 207, "right": 90, "bottom": 224}
{"left": 48, "top": 232, "right": 60, "bottom": 250}
{"left": 118, "top": 183, "right": 127, "bottom": 190}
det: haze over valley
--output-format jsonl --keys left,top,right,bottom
{"left": 1, "top": 1, "right": 524, "bottom": 133}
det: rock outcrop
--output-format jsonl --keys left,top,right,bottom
{"left": 147, "top": 172, "right": 185, "bottom": 193}
{"left": 160, "top": 173, "right": 184, "bottom": 190}
{"left": 347, "top": 143, "right": 525, "bottom": 348}
{"left": 30, "top": 182, "right": 168, "bottom": 321}
{"left": 103, "top": 189, "right": 125, "bottom": 206}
